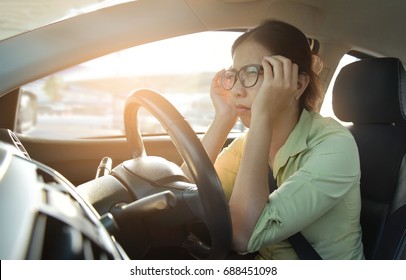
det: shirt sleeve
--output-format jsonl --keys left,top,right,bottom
{"left": 214, "top": 133, "right": 246, "bottom": 201}
{"left": 247, "top": 132, "right": 361, "bottom": 252}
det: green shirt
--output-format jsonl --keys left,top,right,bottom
{"left": 215, "top": 110, "right": 364, "bottom": 259}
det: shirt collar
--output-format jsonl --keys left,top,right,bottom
{"left": 273, "top": 109, "right": 312, "bottom": 177}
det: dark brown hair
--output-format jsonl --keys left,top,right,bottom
{"left": 232, "top": 20, "right": 322, "bottom": 112}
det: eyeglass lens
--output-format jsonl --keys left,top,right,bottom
{"left": 221, "top": 64, "right": 262, "bottom": 90}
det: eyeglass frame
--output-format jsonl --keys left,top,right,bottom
{"left": 221, "top": 64, "right": 264, "bottom": 90}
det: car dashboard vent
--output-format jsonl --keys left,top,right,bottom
{"left": 0, "top": 129, "right": 30, "bottom": 159}
{"left": 8, "top": 130, "right": 30, "bottom": 159}
{"left": 28, "top": 213, "right": 114, "bottom": 260}
{"left": 23, "top": 163, "right": 125, "bottom": 259}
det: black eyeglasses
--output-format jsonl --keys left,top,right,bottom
{"left": 221, "top": 64, "right": 264, "bottom": 90}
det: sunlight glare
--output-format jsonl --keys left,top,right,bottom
{"left": 74, "top": 31, "right": 241, "bottom": 80}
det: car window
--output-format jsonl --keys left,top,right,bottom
{"left": 18, "top": 36, "right": 359, "bottom": 139}
{"left": 319, "top": 54, "right": 360, "bottom": 124}
{"left": 18, "top": 31, "right": 242, "bottom": 139}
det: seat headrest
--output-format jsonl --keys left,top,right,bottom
{"left": 333, "top": 57, "right": 406, "bottom": 124}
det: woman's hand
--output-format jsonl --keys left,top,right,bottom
{"left": 252, "top": 55, "right": 307, "bottom": 124}
{"left": 210, "top": 69, "right": 238, "bottom": 125}
{"left": 197, "top": 70, "right": 239, "bottom": 166}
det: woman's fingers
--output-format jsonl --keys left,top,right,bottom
{"left": 262, "top": 55, "right": 298, "bottom": 86}
{"left": 211, "top": 69, "right": 225, "bottom": 89}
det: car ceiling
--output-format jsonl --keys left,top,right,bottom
{"left": 0, "top": 0, "right": 405, "bottom": 97}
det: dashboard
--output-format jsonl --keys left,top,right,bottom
{"left": 0, "top": 130, "right": 128, "bottom": 259}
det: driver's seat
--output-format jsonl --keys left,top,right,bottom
{"left": 333, "top": 57, "right": 406, "bottom": 259}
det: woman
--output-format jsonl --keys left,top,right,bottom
{"left": 201, "top": 20, "right": 364, "bottom": 259}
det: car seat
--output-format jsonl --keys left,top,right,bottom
{"left": 332, "top": 57, "right": 406, "bottom": 259}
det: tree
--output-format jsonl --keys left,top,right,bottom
{"left": 43, "top": 75, "right": 66, "bottom": 102}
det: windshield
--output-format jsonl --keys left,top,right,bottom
{"left": 0, "top": 0, "right": 132, "bottom": 41}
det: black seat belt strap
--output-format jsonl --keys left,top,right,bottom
{"left": 268, "top": 167, "right": 322, "bottom": 260}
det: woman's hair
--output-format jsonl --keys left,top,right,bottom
{"left": 232, "top": 20, "right": 323, "bottom": 112}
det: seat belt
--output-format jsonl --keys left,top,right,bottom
{"left": 268, "top": 167, "right": 322, "bottom": 260}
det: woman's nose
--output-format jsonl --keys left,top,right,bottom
{"left": 230, "top": 80, "right": 246, "bottom": 98}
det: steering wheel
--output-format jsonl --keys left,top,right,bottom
{"left": 120, "top": 89, "right": 232, "bottom": 259}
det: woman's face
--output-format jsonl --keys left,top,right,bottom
{"left": 230, "top": 40, "right": 269, "bottom": 128}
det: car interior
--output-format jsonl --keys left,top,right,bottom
{"left": 0, "top": 0, "right": 405, "bottom": 260}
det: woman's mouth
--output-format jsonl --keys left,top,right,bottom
{"left": 235, "top": 104, "right": 250, "bottom": 114}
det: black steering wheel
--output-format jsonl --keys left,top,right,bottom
{"left": 120, "top": 89, "right": 232, "bottom": 259}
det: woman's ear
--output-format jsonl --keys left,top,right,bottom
{"left": 295, "top": 73, "right": 310, "bottom": 100}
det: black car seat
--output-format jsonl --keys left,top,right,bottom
{"left": 333, "top": 57, "right": 406, "bottom": 259}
